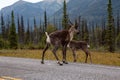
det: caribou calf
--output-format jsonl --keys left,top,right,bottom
{"left": 41, "top": 25, "right": 79, "bottom": 65}
{"left": 68, "top": 40, "right": 92, "bottom": 63}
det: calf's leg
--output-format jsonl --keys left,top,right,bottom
{"left": 83, "top": 48, "right": 92, "bottom": 63}
{"left": 71, "top": 49, "right": 77, "bottom": 62}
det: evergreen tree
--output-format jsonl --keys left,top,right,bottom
{"left": 116, "top": 10, "right": 120, "bottom": 36}
{"left": 78, "top": 16, "right": 81, "bottom": 40}
{"left": 44, "top": 10, "right": 47, "bottom": 31}
{"left": 1, "top": 13, "right": 6, "bottom": 40}
{"left": 25, "top": 19, "right": 30, "bottom": 44}
{"left": 81, "top": 20, "right": 85, "bottom": 40}
{"left": 53, "top": 16, "right": 56, "bottom": 27}
{"left": 116, "top": 11, "right": 120, "bottom": 47}
{"left": 20, "top": 15, "right": 25, "bottom": 44}
{"left": 5, "top": 15, "right": 10, "bottom": 40}
{"left": 9, "top": 11, "right": 18, "bottom": 49}
{"left": 33, "top": 17, "right": 38, "bottom": 44}
{"left": 39, "top": 17, "right": 43, "bottom": 41}
{"left": 101, "top": 17, "right": 106, "bottom": 45}
{"left": 17, "top": 15, "right": 21, "bottom": 43}
{"left": 116, "top": 33, "right": 120, "bottom": 48}
{"left": 95, "top": 25, "right": 102, "bottom": 47}
{"left": 84, "top": 20, "right": 89, "bottom": 42}
{"left": 106, "top": 0, "right": 115, "bottom": 52}
{"left": 81, "top": 19, "right": 89, "bottom": 42}
{"left": 62, "top": 0, "right": 69, "bottom": 29}
{"left": 91, "top": 22, "right": 96, "bottom": 46}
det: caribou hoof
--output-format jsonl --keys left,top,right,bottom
{"left": 63, "top": 61, "right": 68, "bottom": 64}
{"left": 41, "top": 61, "right": 44, "bottom": 64}
{"left": 59, "top": 63, "right": 63, "bottom": 66}
{"left": 57, "top": 61, "right": 63, "bottom": 66}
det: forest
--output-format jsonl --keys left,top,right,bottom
{"left": 0, "top": 0, "right": 120, "bottom": 53}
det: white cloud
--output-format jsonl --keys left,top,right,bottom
{"left": 0, "top": 0, "right": 43, "bottom": 10}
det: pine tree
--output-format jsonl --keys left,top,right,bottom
{"left": 116, "top": 10, "right": 120, "bottom": 36}
{"left": 84, "top": 20, "right": 89, "bottom": 42}
{"left": 106, "top": 0, "right": 115, "bottom": 52}
{"left": 33, "top": 17, "right": 38, "bottom": 44}
{"left": 62, "top": 0, "right": 69, "bottom": 29}
{"left": 78, "top": 16, "right": 81, "bottom": 40}
{"left": 9, "top": 11, "right": 18, "bottom": 49}
{"left": 53, "top": 16, "right": 56, "bottom": 27}
{"left": 1, "top": 13, "right": 6, "bottom": 40}
{"left": 44, "top": 10, "right": 47, "bottom": 31}
{"left": 20, "top": 15, "right": 25, "bottom": 44}
{"left": 116, "top": 10, "right": 120, "bottom": 47}
{"left": 39, "top": 17, "right": 43, "bottom": 41}
{"left": 17, "top": 15, "right": 21, "bottom": 43}
{"left": 101, "top": 17, "right": 106, "bottom": 45}
{"left": 81, "top": 19, "right": 89, "bottom": 42}
{"left": 91, "top": 22, "right": 96, "bottom": 46}
{"left": 25, "top": 19, "right": 30, "bottom": 44}
{"left": 5, "top": 15, "right": 10, "bottom": 40}
{"left": 81, "top": 20, "right": 85, "bottom": 40}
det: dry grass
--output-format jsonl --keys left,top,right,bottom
{"left": 0, "top": 49, "right": 120, "bottom": 66}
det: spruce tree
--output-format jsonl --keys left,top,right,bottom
{"left": 25, "top": 19, "right": 30, "bottom": 44}
{"left": 44, "top": 10, "right": 47, "bottom": 31}
{"left": 101, "top": 17, "right": 106, "bottom": 45}
{"left": 6, "top": 15, "right": 10, "bottom": 41}
{"left": 78, "top": 16, "right": 81, "bottom": 40}
{"left": 116, "top": 11, "right": 120, "bottom": 36}
{"left": 1, "top": 13, "right": 6, "bottom": 40}
{"left": 20, "top": 15, "right": 25, "bottom": 44}
{"left": 81, "top": 20, "right": 85, "bottom": 40}
{"left": 91, "top": 22, "right": 96, "bottom": 46}
{"left": 116, "top": 11, "right": 120, "bottom": 47}
{"left": 106, "top": 0, "right": 115, "bottom": 52}
{"left": 9, "top": 11, "right": 18, "bottom": 49}
{"left": 17, "top": 15, "right": 21, "bottom": 43}
{"left": 33, "top": 17, "right": 38, "bottom": 44}
{"left": 62, "top": 0, "right": 69, "bottom": 29}
{"left": 84, "top": 20, "right": 89, "bottom": 42}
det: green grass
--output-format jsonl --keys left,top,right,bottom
{"left": 0, "top": 49, "right": 120, "bottom": 66}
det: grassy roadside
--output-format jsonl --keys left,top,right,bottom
{"left": 0, "top": 49, "right": 120, "bottom": 66}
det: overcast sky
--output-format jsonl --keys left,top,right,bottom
{"left": 0, "top": 0, "right": 43, "bottom": 10}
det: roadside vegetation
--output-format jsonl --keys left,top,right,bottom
{"left": 0, "top": 49, "right": 120, "bottom": 66}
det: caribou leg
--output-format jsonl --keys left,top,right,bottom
{"left": 52, "top": 45, "right": 63, "bottom": 66}
{"left": 83, "top": 48, "right": 92, "bottom": 63}
{"left": 41, "top": 43, "right": 50, "bottom": 64}
{"left": 71, "top": 48, "right": 77, "bottom": 62}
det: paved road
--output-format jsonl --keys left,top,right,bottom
{"left": 0, "top": 57, "right": 120, "bottom": 80}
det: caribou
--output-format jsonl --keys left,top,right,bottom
{"left": 68, "top": 40, "right": 92, "bottom": 63}
{"left": 41, "top": 24, "right": 79, "bottom": 66}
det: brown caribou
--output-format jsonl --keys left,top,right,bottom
{"left": 68, "top": 40, "right": 92, "bottom": 63}
{"left": 41, "top": 24, "right": 79, "bottom": 66}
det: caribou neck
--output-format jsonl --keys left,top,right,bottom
{"left": 69, "top": 31, "right": 74, "bottom": 41}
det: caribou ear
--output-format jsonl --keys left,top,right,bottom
{"left": 67, "top": 19, "right": 74, "bottom": 29}
{"left": 68, "top": 19, "right": 73, "bottom": 25}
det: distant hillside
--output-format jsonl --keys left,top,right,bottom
{"left": 0, "top": 0, "right": 69, "bottom": 27}
{"left": 0, "top": 0, "right": 119, "bottom": 27}
{"left": 54, "top": 0, "right": 120, "bottom": 23}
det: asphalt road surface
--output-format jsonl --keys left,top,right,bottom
{"left": 0, "top": 57, "right": 120, "bottom": 80}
